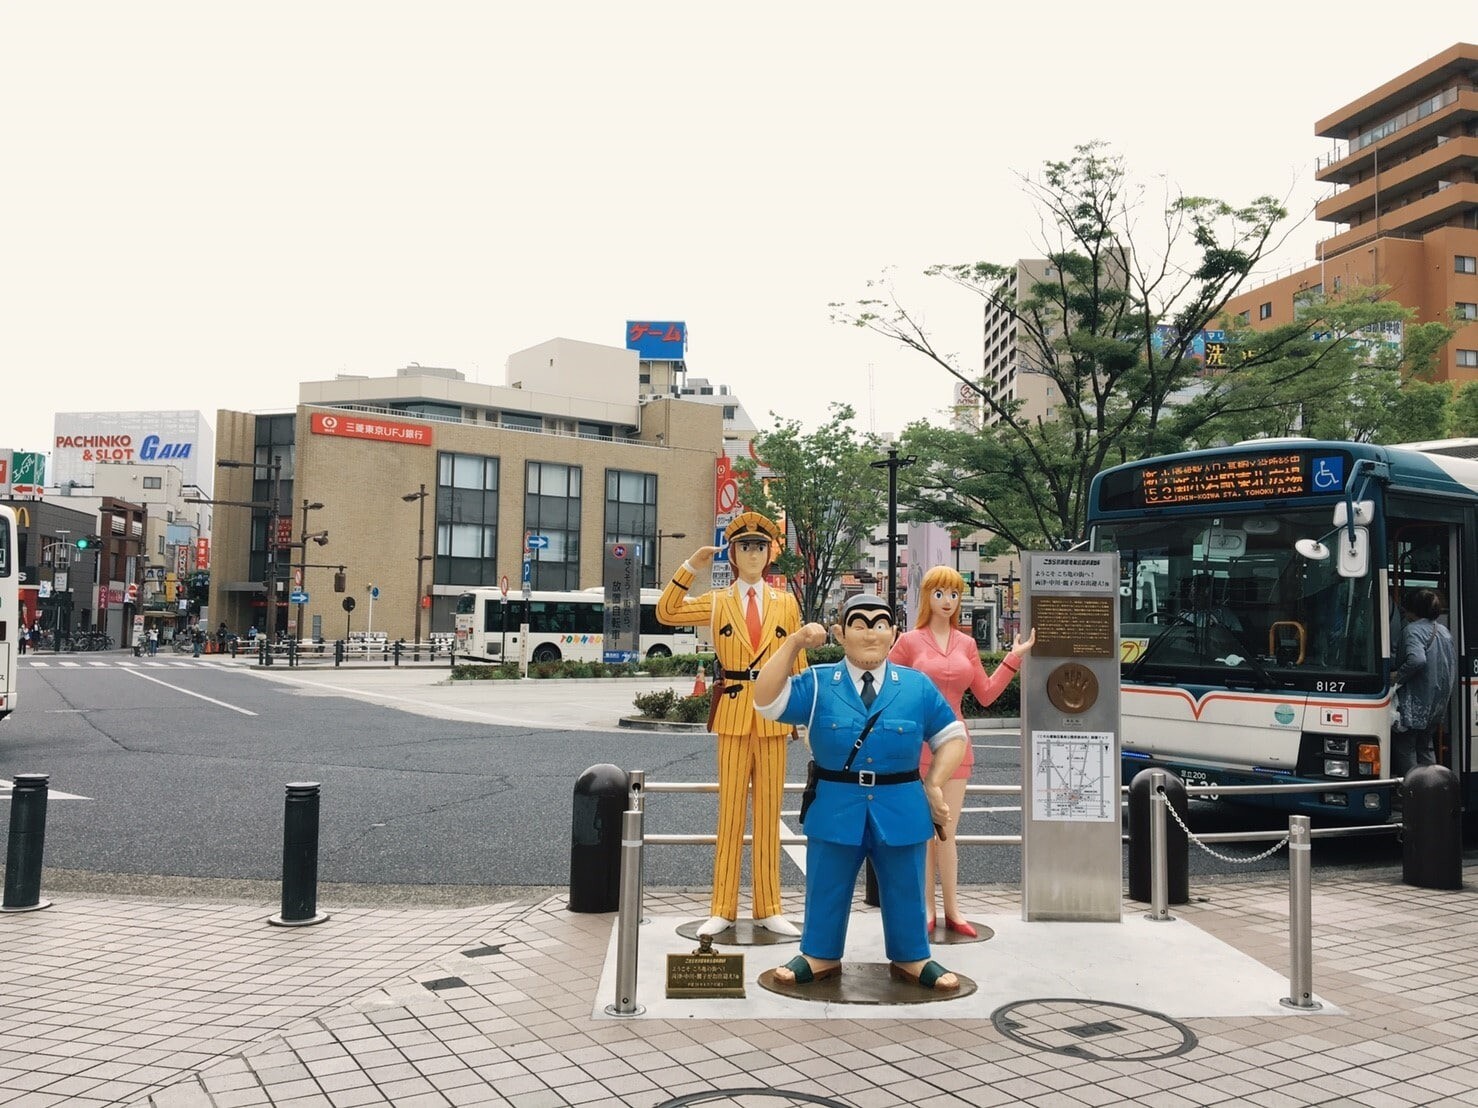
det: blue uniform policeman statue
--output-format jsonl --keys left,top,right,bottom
{"left": 754, "top": 593, "right": 967, "bottom": 991}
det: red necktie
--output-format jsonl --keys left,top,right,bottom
{"left": 745, "top": 586, "right": 762, "bottom": 650}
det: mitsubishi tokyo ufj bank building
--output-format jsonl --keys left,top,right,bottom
{"left": 207, "top": 334, "right": 722, "bottom": 641}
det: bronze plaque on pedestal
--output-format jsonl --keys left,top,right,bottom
{"left": 666, "top": 935, "right": 746, "bottom": 998}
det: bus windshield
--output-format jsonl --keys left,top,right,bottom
{"left": 1094, "top": 509, "right": 1380, "bottom": 692}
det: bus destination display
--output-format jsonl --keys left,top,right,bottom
{"left": 1141, "top": 452, "right": 1312, "bottom": 506}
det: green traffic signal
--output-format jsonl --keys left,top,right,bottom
{"left": 75, "top": 537, "right": 91, "bottom": 550}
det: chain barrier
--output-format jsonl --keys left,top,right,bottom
{"left": 1159, "top": 785, "right": 1290, "bottom": 864}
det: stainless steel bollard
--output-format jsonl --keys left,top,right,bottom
{"left": 2, "top": 774, "right": 52, "bottom": 912}
{"left": 605, "top": 807, "right": 646, "bottom": 1017}
{"left": 1280, "top": 815, "right": 1321, "bottom": 1010}
{"left": 1146, "top": 769, "right": 1172, "bottom": 922}
{"left": 627, "top": 770, "right": 648, "bottom": 923}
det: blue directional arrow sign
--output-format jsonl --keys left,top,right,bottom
{"left": 290, "top": 590, "right": 309, "bottom": 604}
{"left": 526, "top": 534, "right": 550, "bottom": 550}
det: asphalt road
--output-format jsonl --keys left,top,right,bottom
{"left": 0, "top": 656, "right": 1411, "bottom": 902}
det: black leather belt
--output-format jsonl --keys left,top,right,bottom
{"left": 812, "top": 767, "right": 919, "bottom": 786}
{"left": 722, "top": 668, "right": 761, "bottom": 681}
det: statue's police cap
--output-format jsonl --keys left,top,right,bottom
{"left": 724, "top": 511, "right": 781, "bottom": 546}
{"left": 841, "top": 594, "right": 894, "bottom": 622}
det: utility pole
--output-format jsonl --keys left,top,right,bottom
{"left": 869, "top": 446, "right": 916, "bottom": 621}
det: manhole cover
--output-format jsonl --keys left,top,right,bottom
{"left": 654, "top": 1091, "right": 852, "bottom": 1107}
{"left": 991, "top": 998, "right": 1197, "bottom": 1060}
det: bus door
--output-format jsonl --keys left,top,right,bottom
{"left": 1386, "top": 500, "right": 1468, "bottom": 783}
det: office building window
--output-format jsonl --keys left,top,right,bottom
{"left": 435, "top": 452, "right": 499, "bottom": 586}
{"left": 1458, "top": 302, "right": 1478, "bottom": 320}
{"left": 143, "top": 477, "right": 162, "bottom": 489}
{"left": 1238, "top": 310, "right": 1250, "bottom": 323}
{"left": 247, "top": 414, "right": 296, "bottom": 589}
{"left": 605, "top": 469, "right": 658, "bottom": 586}
{"left": 1259, "top": 302, "right": 1273, "bottom": 320}
{"left": 525, "top": 461, "right": 582, "bottom": 590}
{"left": 1457, "top": 350, "right": 1478, "bottom": 368}
{"left": 500, "top": 411, "right": 543, "bottom": 432}
{"left": 1457, "top": 256, "right": 1477, "bottom": 274}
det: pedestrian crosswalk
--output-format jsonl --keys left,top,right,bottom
{"left": 21, "top": 658, "right": 219, "bottom": 669}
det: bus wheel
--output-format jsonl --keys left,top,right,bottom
{"left": 646, "top": 645, "right": 671, "bottom": 659}
{"left": 532, "top": 644, "right": 561, "bottom": 664}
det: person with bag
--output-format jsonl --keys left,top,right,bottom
{"left": 890, "top": 565, "right": 1034, "bottom": 938}
{"left": 1391, "top": 588, "right": 1456, "bottom": 778}
{"left": 656, "top": 511, "right": 807, "bottom": 939}
{"left": 755, "top": 594, "right": 968, "bottom": 992}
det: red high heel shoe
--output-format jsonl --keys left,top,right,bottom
{"left": 944, "top": 917, "right": 977, "bottom": 938}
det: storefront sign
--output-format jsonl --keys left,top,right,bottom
{"left": 310, "top": 412, "right": 433, "bottom": 445}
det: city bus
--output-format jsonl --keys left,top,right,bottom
{"left": 0, "top": 505, "right": 17, "bottom": 721}
{"left": 1086, "top": 439, "right": 1478, "bottom": 820}
{"left": 453, "top": 588, "right": 698, "bottom": 664}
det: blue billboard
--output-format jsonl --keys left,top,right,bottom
{"left": 626, "top": 321, "right": 687, "bottom": 361}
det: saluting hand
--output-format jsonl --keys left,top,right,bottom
{"left": 688, "top": 545, "right": 722, "bottom": 570}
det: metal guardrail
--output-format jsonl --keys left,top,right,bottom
{"left": 250, "top": 638, "right": 459, "bottom": 668}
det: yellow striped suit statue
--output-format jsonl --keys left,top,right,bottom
{"left": 657, "top": 511, "right": 807, "bottom": 938}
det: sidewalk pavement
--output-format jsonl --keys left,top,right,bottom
{"left": 4, "top": 864, "right": 1477, "bottom": 1107}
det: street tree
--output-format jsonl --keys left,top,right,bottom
{"left": 832, "top": 142, "right": 1294, "bottom": 550}
{"left": 733, "top": 404, "right": 886, "bottom": 622}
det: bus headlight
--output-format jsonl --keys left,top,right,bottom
{"left": 1323, "top": 758, "right": 1350, "bottom": 777}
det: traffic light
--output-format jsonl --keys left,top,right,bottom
{"left": 75, "top": 535, "right": 100, "bottom": 551}
{"left": 333, "top": 570, "right": 346, "bottom": 592}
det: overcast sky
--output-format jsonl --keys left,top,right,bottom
{"left": 2, "top": 2, "right": 1471, "bottom": 456}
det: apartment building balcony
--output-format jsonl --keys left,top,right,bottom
{"left": 1315, "top": 87, "right": 1478, "bottom": 184}
{"left": 1314, "top": 181, "right": 1478, "bottom": 258}
{"left": 1316, "top": 136, "right": 1478, "bottom": 224}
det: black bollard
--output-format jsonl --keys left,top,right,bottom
{"left": 569, "top": 764, "right": 629, "bottom": 912}
{"left": 334, "top": 639, "right": 344, "bottom": 667}
{"left": 1402, "top": 764, "right": 1463, "bottom": 890}
{"left": 1128, "top": 768, "right": 1190, "bottom": 904}
{"left": 393, "top": 639, "right": 403, "bottom": 667}
{"left": 2, "top": 774, "right": 52, "bottom": 912}
{"left": 269, "top": 782, "right": 329, "bottom": 926}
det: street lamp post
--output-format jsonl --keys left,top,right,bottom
{"left": 401, "top": 484, "right": 429, "bottom": 659}
{"left": 296, "top": 500, "right": 325, "bottom": 645}
{"left": 653, "top": 530, "right": 686, "bottom": 586}
{"left": 870, "top": 447, "right": 916, "bottom": 621}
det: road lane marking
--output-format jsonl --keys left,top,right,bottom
{"left": 0, "top": 779, "right": 91, "bottom": 801}
{"left": 119, "top": 668, "right": 258, "bottom": 716}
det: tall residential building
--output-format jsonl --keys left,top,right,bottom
{"left": 980, "top": 260, "right": 1059, "bottom": 425}
{"left": 1226, "top": 42, "right": 1478, "bottom": 380}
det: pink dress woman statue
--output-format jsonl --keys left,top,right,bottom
{"left": 889, "top": 565, "right": 1034, "bottom": 936}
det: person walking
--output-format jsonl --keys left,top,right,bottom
{"left": 147, "top": 627, "right": 159, "bottom": 657}
{"left": 890, "top": 565, "right": 1034, "bottom": 937}
{"left": 1391, "top": 587, "right": 1456, "bottom": 778}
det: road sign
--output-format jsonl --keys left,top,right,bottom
{"left": 500, "top": 574, "right": 509, "bottom": 597}
{"left": 521, "top": 559, "right": 531, "bottom": 584}
{"left": 342, "top": 597, "right": 356, "bottom": 612}
{"left": 526, "top": 534, "right": 550, "bottom": 550}
{"left": 125, "top": 582, "right": 139, "bottom": 603}
{"left": 370, "top": 586, "right": 380, "bottom": 600}
{"left": 290, "top": 591, "right": 309, "bottom": 604}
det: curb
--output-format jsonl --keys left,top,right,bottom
{"left": 617, "top": 715, "right": 706, "bottom": 733}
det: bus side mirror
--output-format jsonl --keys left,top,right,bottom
{"left": 1337, "top": 526, "right": 1370, "bottom": 579}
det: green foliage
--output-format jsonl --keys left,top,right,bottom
{"left": 672, "top": 692, "right": 712, "bottom": 724}
{"left": 452, "top": 662, "right": 521, "bottom": 680}
{"left": 633, "top": 688, "right": 678, "bottom": 719}
{"left": 835, "top": 141, "right": 1304, "bottom": 549}
{"left": 733, "top": 404, "right": 886, "bottom": 622}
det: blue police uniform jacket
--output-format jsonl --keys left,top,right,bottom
{"left": 771, "top": 661, "right": 962, "bottom": 848}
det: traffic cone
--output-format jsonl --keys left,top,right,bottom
{"left": 692, "top": 664, "right": 707, "bottom": 696}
